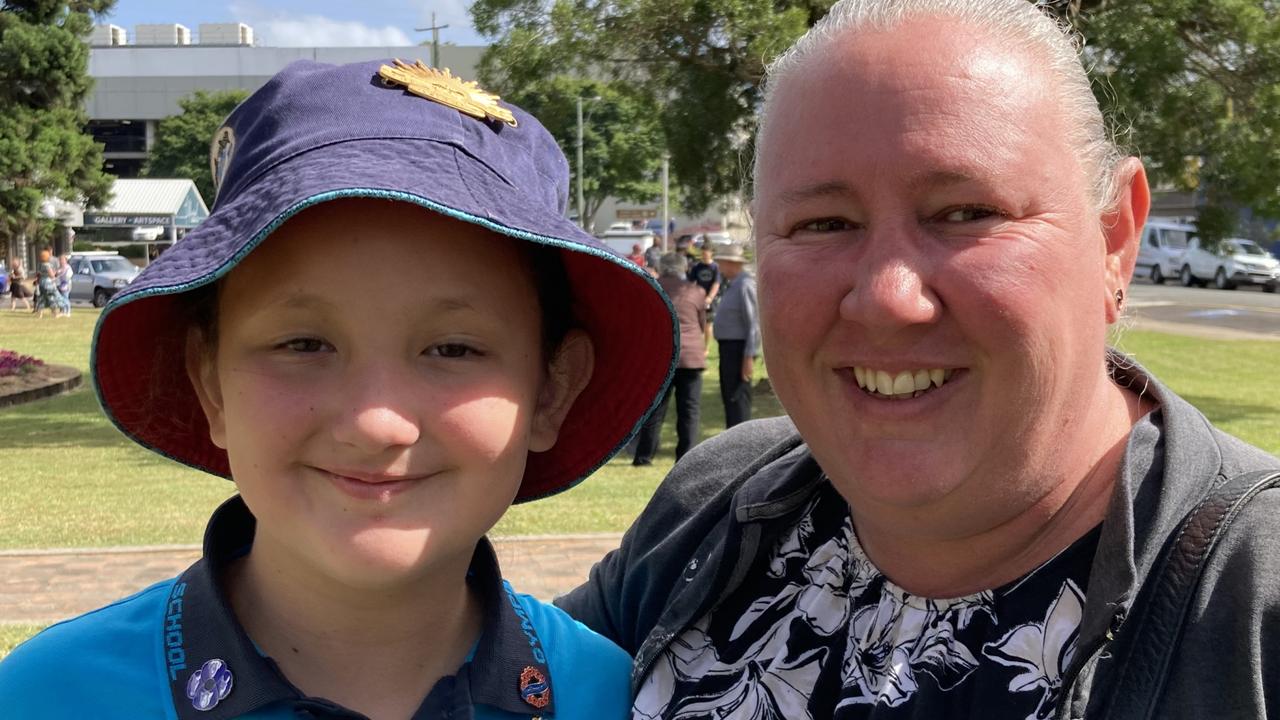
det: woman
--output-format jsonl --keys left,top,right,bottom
{"left": 8, "top": 259, "right": 31, "bottom": 312}
{"left": 33, "top": 249, "right": 65, "bottom": 318}
{"left": 55, "top": 255, "right": 73, "bottom": 316}
{"left": 559, "top": 1, "right": 1280, "bottom": 717}
{"left": 633, "top": 252, "right": 707, "bottom": 465}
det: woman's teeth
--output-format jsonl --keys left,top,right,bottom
{"left": 853, "top": 367, "right": 954, "bottom": 399}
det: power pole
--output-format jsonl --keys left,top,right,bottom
{"left": 414, "top": 12, "right": 450, "bottom": 68}
{"left": 577, "top": 95, "right": 585, "bottom": 230}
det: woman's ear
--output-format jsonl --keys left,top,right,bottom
{"left": 185, "top": 328, "right": 228, "bottom": 450}
{"left": 1102, "top": 158, "right": 1151, "bottom": 323}
{"left": 529, "top": 330, "right": 595, "bottom": 453}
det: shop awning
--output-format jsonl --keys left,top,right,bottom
{"left": 81, "top": 179, "right": 209, "bottom": 231}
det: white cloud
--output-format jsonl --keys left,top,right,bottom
{"left": 230, "top": 2, "right": 413, "bottom": 47}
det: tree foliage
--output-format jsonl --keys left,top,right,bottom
{"left": 1053, "top": 0, "right": 1280, "bottom": 242}
{"left": 145, "top": 89, "right": 248, "bottom": 206}
{"left": 472, "top": 0, "right": 825, "bottom": 213}
{"left": 477, "top": 0, "right": 1280, "bottom": 240}
{"left": 0, "top": 0, "right": 115, "bottom": 247}
{"left": 488, "top": 75, "right": 665, "bottom": 230}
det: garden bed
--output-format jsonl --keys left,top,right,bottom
{"left": 0, "top": 350, "right": 81, "bottom": 409}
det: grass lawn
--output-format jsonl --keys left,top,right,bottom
{"left": 0, "top": 624, "right": 46, "bottom": 657}
{"left": 1, "top": 308, "right": 1276, "bottom": 549}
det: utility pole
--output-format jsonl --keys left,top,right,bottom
{"left": 576, "top": 95, "right": 585, "bottom": 230}
{"left": 414, "top": 12, "right": 449, "bottom": 68}
{"left": 661, "top": 152, "right": 670, "bottom": 251}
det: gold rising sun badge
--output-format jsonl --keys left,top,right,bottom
{"left": 378, "top": 59, "right": 518, "bottom": 127}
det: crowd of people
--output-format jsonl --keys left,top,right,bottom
{"left": 4, "top": 249, "right": 72, "bottom": 318}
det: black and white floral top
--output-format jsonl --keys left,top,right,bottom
{"left": 633, "top": 481, "right": 1099, "bottom": 720}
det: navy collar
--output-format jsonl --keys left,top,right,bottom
{"left": 164, "top": 496, "right": 555, "bottom": 719}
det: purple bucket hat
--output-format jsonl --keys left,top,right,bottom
{"left": 91, "top": 59, "right": 677, "bottom": 502}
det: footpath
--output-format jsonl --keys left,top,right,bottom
{"left": 0, "top": 534, "right": 622, "bottom": 625}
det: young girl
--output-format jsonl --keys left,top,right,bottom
{"left": 0, "top": 59, "right": 677, "bottom": 719}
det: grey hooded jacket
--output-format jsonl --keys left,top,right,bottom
{"left": 558, "top": 359, "right": 1280, "bottom": 718}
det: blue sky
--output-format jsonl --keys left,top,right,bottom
{"left": 98, "top": 0, "right": 487, "bottom": 47}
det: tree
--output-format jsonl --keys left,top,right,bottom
{"left": 492, "top": 75, "right": 665, "bottom": 230}
{"left": 0, "top": 0, "right": 115, "bottom": 253}
{"left": 145, "top": 89, "right": 248, "bottom": 206}
{"left": 1052, "top": 0, "right": 1280, "bottom": 244}
{"left": 472, "top": 0, "right": 826, "bottom": 213}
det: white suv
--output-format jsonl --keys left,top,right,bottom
{"left": 1178, "top": 237, "right": 1279, "bottom": 292}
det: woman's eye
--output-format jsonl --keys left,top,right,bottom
{"left": 281, "top": 337, "right": 328, "bottom": 353}
{"left": 796, "top": 218, "right": 855, "bottom": 233}
{"left": 939, "top": 205, "right": 1004, "bottom": 223}
{"left": 429, "top": 343, "right": 478, "bottom": 359}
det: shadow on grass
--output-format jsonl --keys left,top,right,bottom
{"left": 0, "top": 386, "right": 131, "bottom": 450}
{"left": 1178, "top": 394, "right": 1280, "bottom": 427}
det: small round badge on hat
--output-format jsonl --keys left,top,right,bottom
{"left": 519, "top": 665, "right": 550, "bottom": 709}
{"left": 186, "top": 658, "right": 234, "bottom": 712}
{"left": 377, "top": 59, "right": 517, "bottom": 127}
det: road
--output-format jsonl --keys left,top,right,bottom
{"left": 1127, "top": 279, "right": 1280, "bottom": 340}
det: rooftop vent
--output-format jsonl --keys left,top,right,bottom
{"left": 198, "top": 23, "right": 254, "bottom": 46}
{"left": 89, "top": 24, "right": 127, "bottom": 46}
{"left": 134, "top": 23, "right": 191, "bottom": 46}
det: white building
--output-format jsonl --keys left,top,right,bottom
{"left": 86, "top": 23, "right": 483, "bottom": 178}
{"left": 84, "top": 23, "right": 746, "bottom": 241}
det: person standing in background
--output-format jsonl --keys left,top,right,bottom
{"left": 55, "top": 255, "right": 72, "bottom": 316}
{"left": 633, "top": 253, "right": 708, "bottom": 465}
{"left": 687, "top": 245, "right": 721, "bottom": 353}
{"left": 712, "top": 243, "right": 758, "bottom": 428}
{"left": 8, "top": 259, "right": 31, "bottom": 311}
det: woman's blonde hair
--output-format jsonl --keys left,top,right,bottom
{"left": 755, "top": 0, "right": 1126, "bottom": 214}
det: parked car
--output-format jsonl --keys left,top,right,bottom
{"left": 1136, "top": 218, "right": 1195, "bottom": 285}
{"left": 1178, "top": 237, "right": 1280, "bottom": 292}
{"left": 68, "top": 251, "right": 140, "bottom": 307}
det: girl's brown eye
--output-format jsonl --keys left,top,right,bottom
{"left": 429, "top": 343, "right": 477, "bottom": 358}
{"left": 283, "top": 338, "right": 326, "bottom": 353}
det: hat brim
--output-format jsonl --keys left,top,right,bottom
{"left": 93, "top": 137, "right": 677, "bottom": 503}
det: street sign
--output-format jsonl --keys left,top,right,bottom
{"left": 616, "top": 208, "right": 658, "bottom": 220}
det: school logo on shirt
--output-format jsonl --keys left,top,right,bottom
{"left": 519, "top": 666, "right": 550, "bottom": 709}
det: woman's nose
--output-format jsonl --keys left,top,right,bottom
{"left": 838, "top": 237, "right": 940, "bottom": 333}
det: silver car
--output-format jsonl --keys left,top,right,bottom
{"left": 69, "top": 253, "right": 140, "bottom": 307}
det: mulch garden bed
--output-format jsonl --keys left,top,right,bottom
{"left": 0, "top": 351, "right": 82, "bottom": 409}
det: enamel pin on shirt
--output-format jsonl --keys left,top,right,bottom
{"left": 519, "top": 665, "right": 550, "bottom": 709}
{"left": 377, "top": 59, "right": 518, "bottom": 127}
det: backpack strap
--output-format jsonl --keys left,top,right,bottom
{"left": 1100, "top": 469, "right": 1280, "bottom": 718}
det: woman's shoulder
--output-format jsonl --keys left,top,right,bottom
{"left": 504, "top": 584, "right": 631, "bottom": 718}
{"left": 0, "top": 579, "right": 178, "bottom": 719}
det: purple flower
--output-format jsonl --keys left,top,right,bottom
{"left": 186, "top": 659, "right": 234, "bottom": 711}
{"left": 0, "top": 350, "right": 44, "bottom": 377}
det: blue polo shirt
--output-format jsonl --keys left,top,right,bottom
{"left": 0, "top": 497, "right": 631, "bottom": 719}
